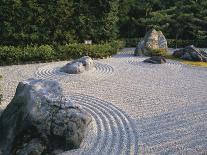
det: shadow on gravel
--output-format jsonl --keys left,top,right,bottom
{"left": 135, "top": 102, "right": 207, "bottom": 154}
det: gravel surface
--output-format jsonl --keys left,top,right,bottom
{"left": 0, "top": 48, "right": 207, "bottom": 154}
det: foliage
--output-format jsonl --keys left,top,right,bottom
{"left": 57, "top": 43, "right": 118, "bottom": 60}
{"left": 118, "top": 0, "right": 207, "bottom": 43}
{"left": 147, "top": 48, "right": 168, "bottom": 56}
{"left": 73, "top": 0, "right": 119, "bottom": 43}
{"left": 1, "top": 0, "right": 207, "bottom": 45}
{"left": 0, "top": 0, "right": 119, "bottom": 45}
{"left": 164, "top": 54, "right": 179, "bottom": 60}
{"left": 0, "top": 75, "right": 2, "bottom": 105}
{"left": 123, "top": 38, "right": 207, "bottom": 48}
{"left": 165, "top": 54, "right": 207, "bottom": 67}
{"left": 0, "top": 45, "right": 55, "bottom": 65}
{"left": 182, "top": 61, "right": 207, "bottom": 68}
{"left": 0, "top": 43, "right": 119, "bottom": 65}
{"left": 109, "top": 40, "right": 126, "bottom": 49}
{"left": 123, "top": 38, "right": 141, "bottom": 47}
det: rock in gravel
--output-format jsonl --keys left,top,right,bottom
{"left": 173, "top": 45, "right": 207, "bottom": 62}
{"left": 135, "top": 29, "right": 168, "bottom": 56}
{"left": 61, "top": 56, "right": 94, "bottom": 74}
{"left": 144, "top": 56, "right": 166, "bottom": 64}
{"left": 0, "top": 79, "right": 91, "bottom": 155}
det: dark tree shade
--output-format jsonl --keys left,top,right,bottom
{"left": 0, "top": 0, "right": 207, "bottom": 45}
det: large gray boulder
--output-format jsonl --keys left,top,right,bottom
{"left": 173, "top": 45, "right": 207, "bottom": 62}
{"left": 0, "top": 79, "right": 91, "bottom": 155}
{"left": 61, "top": 56, "right": 94, "bottom": 74}
{"left": 135, "top": 29, "right": 168, "bottom": 56}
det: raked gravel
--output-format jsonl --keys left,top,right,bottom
{"left": 0, "top": 48, "right": 207, "bottom": 154}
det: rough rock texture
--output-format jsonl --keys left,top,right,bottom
{"left": 173, "top": 45, "right": 207, "bottom": 62}
{"left": 144, "top": 56, "right": 166, "bottom": 64}
{"left": 61, "top": 56, "right": 94, "bottom": 74}
{"left": 0, "top": 79, "right": 91, "bottom": 155}
{"left": 134, "top": 29, "right": 168, "bottom": 56}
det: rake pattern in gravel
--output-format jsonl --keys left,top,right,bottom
{"left": 0, "top": 48, "right": 207, "bottom": 154}
{"left": 62, "top": 94, "right": 138, "bottom": 155}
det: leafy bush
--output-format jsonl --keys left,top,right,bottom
{"left": 56, "top": 43, "right": 117, "bottom": 60}
{"left": 147, "top": 48, "right": 168, "bottom": 56}
{"left": 0, "top": 45, "right": 55, "bottom": 65}
{"left": 0, "top": 43, "right": 119, "bottom": 65}
{"left": 167, "top": 39, "right": 196, "bottom": 48}
{"left": 109, "top": 40, "right": 126, "bottom": 49}
{"left": 122, "top": 38, "right": 141, "bottom": 47}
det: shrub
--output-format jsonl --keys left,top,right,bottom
{"left": 147, "top": 48, "right": 168, "bottom": 57}
{"left": 109, "top": 40, "right": 126, "bottom": 49}
{"left": 0, "top": 45, "right": 55, "bottom": 65}
{"left": 56, "top": 43, "right": 117, "bottom": 60}
{"left": 122, "top": 38, "right": 141, "bottom": 47}
{"left": 167, "top": 39, "right": 196, "bottom": 48}
{"left": 0, "top": 43, "right": 119, "bottom": 65}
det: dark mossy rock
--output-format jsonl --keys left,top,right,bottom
{"left": 144, "top": 56, "right": 166, "bottom": 64}
{"left": 135, "top": 29, "right": 168, "bottom": 56}
{"left": 173, "top": 45, "right": 207, "bottom": 62}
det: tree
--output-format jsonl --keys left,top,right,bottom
{"left": 72, "top": 0, "right": 119, "bottom": 43}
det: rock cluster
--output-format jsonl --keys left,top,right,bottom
{"left": 135, "top": 29, "right": 168, "bottom": 56}
{"left": 0, "top": 79, "right": 91, "bottom": 155}
{"left": 61, "top": 56, "right": 94, "bottom": 74}
{"left": 173, "top": 45, "right": 207, "bottom": 62}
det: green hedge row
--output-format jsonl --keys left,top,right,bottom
{"left": 122, "top": 38, "right": 207, "bottom": 48}
{"left": 0, "top": 41, "right": 124, "bottom": 66}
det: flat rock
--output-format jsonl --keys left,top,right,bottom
{"left": 0, "top": 79, "right": 91, "bottom": 155}
{"left": 135, "top": 29, "right": 168, "bottom": 56}
{"left": 144, "top": 56, "right": 166, "bottom": 64}
{"left": 173, "top": 45, "right": 207, "bottom": 62}
{"left": 61, "top": 56, "right": 94, "bottom": 74}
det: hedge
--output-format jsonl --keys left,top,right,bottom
{"left": 122, "top": 38, "right": 207, "bottom": 48}
{"left": 147, "top": 48, "right": 168, "bottom": 57}
{"left": 0, "top": 41, "right": 124, "bottom": 66}
{"left": 0, "top": 75, "right": 2, "bottom": 106}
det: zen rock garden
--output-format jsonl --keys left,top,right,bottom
{"left": 0, "top": 79, "right": 91, "bottom": 155}
{"left": 0, "top": 29, "right": 207, "bottom": 154}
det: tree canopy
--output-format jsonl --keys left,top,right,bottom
{"left": 0, "top": 0, "right": 206, "bottom": 45}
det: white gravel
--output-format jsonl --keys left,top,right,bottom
{"left": 0, "top": 48, "right": 207, "bottom": 154}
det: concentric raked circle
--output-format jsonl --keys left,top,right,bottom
{"left": 64, "top": 94, "right": 138, "bottom": 155}
{"left": 116, "top": 49, "right": 183, "bottom": 71}
{"left": 127, "top": 58, "right": 183, "bottom": 71}
{"left": 34, "top": 61, "right": 114, "bottom": 81}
